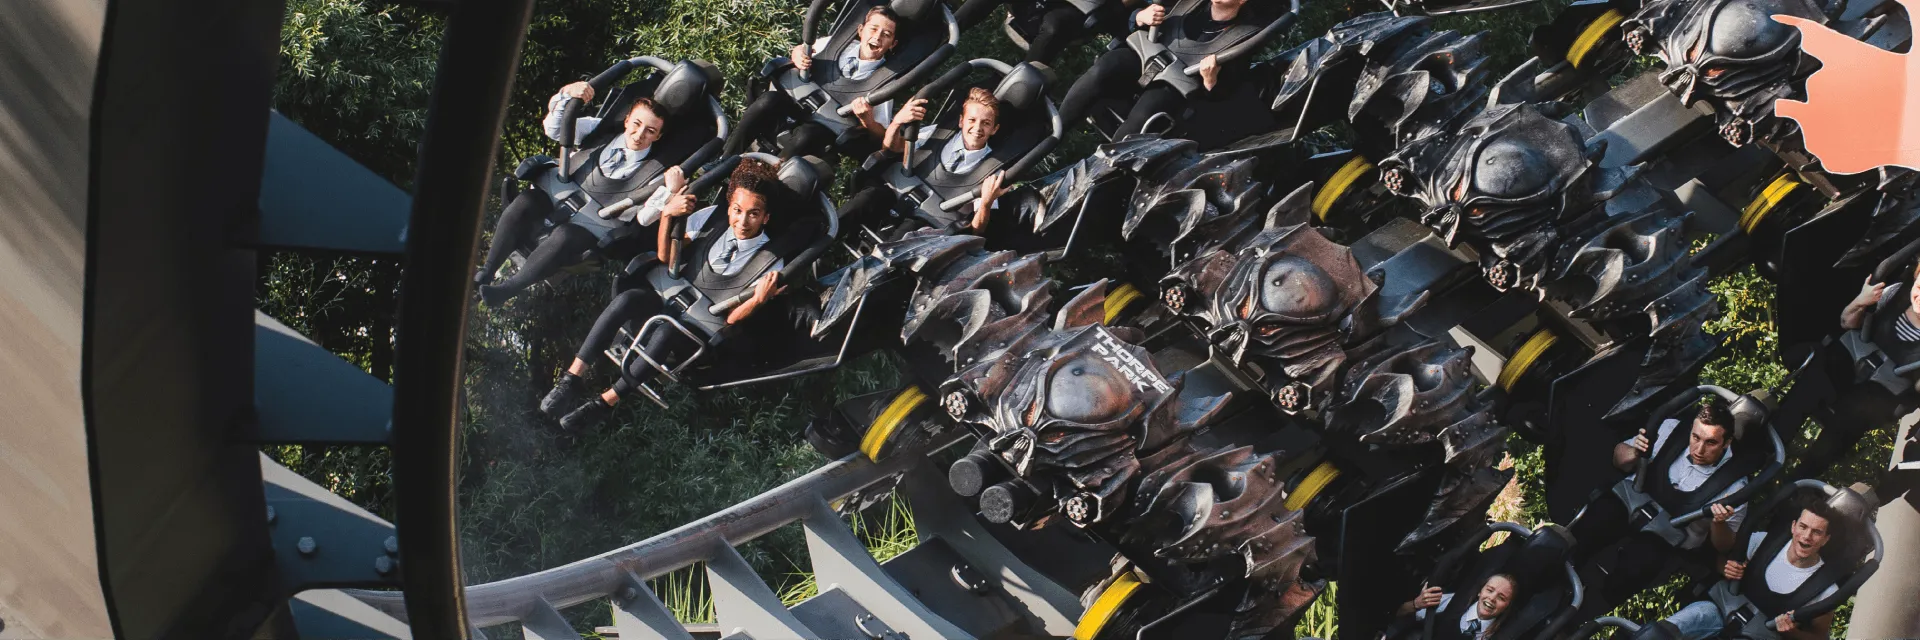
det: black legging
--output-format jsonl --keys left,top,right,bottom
{"left": 1785, "top": 345, "right": 1918, "bottom": 481}
{"left": 726, "top": 91, "right": 842, "bottom": 160}
{"left": 837, "top": 186, "right": 911, "bottom": 235}
{"left": 1566, "top": 493, "right": 1683, "bottom": 612}
{"left": 479, "top": 190, "right": 600, "bottom": 302}
{"left": 954, "top": 0, "right": 1089, "bottom": 64}
{"left": 1057, "top": 47, "right": 1189, "bottom": 138}
{"left": 576, "top": 289, "right": 682, "bottom": 393}
{"left": 576, "top": 287, "right": 827, "bottom": 395}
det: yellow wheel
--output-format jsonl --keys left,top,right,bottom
{"left": 1105, "top": 283, "right": 1144, "bottom": 324}
{"left": 859, "top": 386, "right": 928, "bottom": 461}
{"left": 1739, "top": 173, "right": 1803, "bottom": 234}
{"left": 1074, "top": 572, "right": 1147, "bottom": 640}
{"left": 1497, "top": 329, "right": 1559, "bottom": 392}
{"left": 1312, "top": 156, "right": 1375, "bottom": 222}
{"left": 1567, "top": 9, "right": 1625, "bottom": 69}
{"left": 1285, "top": 461, "right": 1343, "bottom": 512}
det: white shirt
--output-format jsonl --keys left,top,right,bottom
{"left": 924, "top": 127, "right": 992, "bottom": 175}
{"left": 1746, "top": 536, "right": 1839, "bottom": 601}
{"left": 684, "top": 205, "right": 785, "bottom": 276}
{"left": 1413, "top": 593, "right": 1497, "bottom": 640}
{"left": 808, "top": 37, "right": 893, "bottom": 125}
{"left": 541, "top": 91, "right": 652, "bottom": 179}
{"left": 1625, "top": 418, "right": 1749, "bottom": 531}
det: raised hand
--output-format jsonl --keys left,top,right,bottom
{"left": 1195, "top": 55, "right": 1221, "bottom": 91}
{"left": 1711, "top": 503, "right": 1737, "bottom": 523}
{"left": 664, "top": 166, "right": 687, "bottom": 194}
{"left": 897, "top": 97, "right": 929, "bottom": 125}
{"left": 1135, "top": 4, "right": 1167, "bottom": 27}
{"left": 791, "top": 43, "right": 814, "bottom": 71}
{"left": 561, "top": 80, "right": 594, "bottom": 102}
{"left": 1413, "top": 586, "right": 1445, "bottom": 609}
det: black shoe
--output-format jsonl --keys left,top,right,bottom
{"left": 478, "top": 284, "right": 512, "bottom": 307}
{"left": 540, "top": 373, "right": 588, "bottom": 417}
{"left": 559, "top": 397, "right": 615, "bottom": 432}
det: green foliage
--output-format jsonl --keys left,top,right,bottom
{"left": 1294, "top": 581, "right": 1339, "bottom": 639}
{"left": 277, "top": 0, "right": 441, "bottom": 184}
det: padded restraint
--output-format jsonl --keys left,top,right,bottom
{"left": 652, "top": 60, "right": 719, "bottom": 117}
{"left": 992, "top": 62, "right": 1052, "bottom": 113}
{"left": 889, "top": 0, "right": 940, "bottom": 24}
{"left": 778, "top": 155, "right": 833, "bottom": 198}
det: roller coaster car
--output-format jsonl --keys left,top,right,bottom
{"left": 1708, "top": 480, "right": 1882, "bottom": 639}
{"left": 601, "top": 154, "right": 854, "bottom": 403}
{"left": 854, "top": 59, "right": 1062, "bottom": 237}
{"left": 755, "top": 0, "right": 960, "bottom": 151}
{"left": 1383, "top": 522, "right": 1585, "bottom": 640}
{"left": 1080, "top": 0, "right": 1298, "bottom": 148}
{"left": 506, "top": 57, "right": 728, "bottom": 267}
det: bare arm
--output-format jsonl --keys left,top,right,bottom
{"left": 726, "top": 272, "right": 786, "bottom": 324}
{"left": 1709, "top": 504, "right": 1738, "bottom": 552}
{"left": 1613, "top": 430, "right": 1650, "bottom": 471}
{"left": 879, "top": 98, "right": 928, "bottom": 154}
{"left": 656, "top": 191, "right": 695, "bottom": 264}
{"left": 1842, "top": 276, "right": 1888, "bottom": 330}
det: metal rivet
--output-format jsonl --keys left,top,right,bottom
{"left": 619, "top": 586, "right": 639, "bottom": 603}
{"left": 374, "top": 556, "right": 394, "bottom": 575}
{"left": 384, "top": 536, "right": 399, "bottom": 555}
{"left": 297, "top": 537, "right": 317, "bottom": 556}
{"left": 266, "top": 505, "right": 276, "bottom": 525}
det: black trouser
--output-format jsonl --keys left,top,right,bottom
{"left": 955, "top": 0, "right": 1089, "bottom": 64}
{"left": 727, "top": 90, "right": 879, "bottom": 160}
{"left": 480, "top": 190, "right": 600, "bottom": 300}
{"left": 576, "top": 287, "right": 824, "bottom": 394}
{"left": 1058, "top": 47, "right": 1190, "bottom": 138}
{"left": 1786, "top": 345, "right": 1919, "bottom": 481}
{"left": 1568, "top": 492, "right": 1682, "bottom": 611}
{"left": 838, "top": 187, "right": 917, "bottom": 238}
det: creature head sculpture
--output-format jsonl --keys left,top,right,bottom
{"left": 943, "top": 321, "right": 1196, "bottom": 526}
{"left": 1380, "top": 102, "right": 1635, "bottom": 295}
{"left": 1159, "top": 184, "right": 1419, "bottom": 412}
{"left": 1622, "top": 0, "right": 1829, "bottom": 145}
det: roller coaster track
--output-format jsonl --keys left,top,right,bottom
{"left": 52, "top": 0, "right": 1920, "bottom": 635}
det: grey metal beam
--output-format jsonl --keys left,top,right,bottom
{"left": 705, "top": 542, "right": 819, "bottom": 639}
{"left": 898, "top": 465, "right": 1082, "bottom": 636}
{"left": 1590, "top": 90, "right": 1713, "bottom": 169}
{"left": 262, "top": 453, "right": 401, "bottom": 592}
{"left": 800, "top": 496, "right": 973, "bottom": 640}
{"left": 787, "top": 587, "right": 883, "bottom": 639}
{"left": 520, "top": 598, "right": 583, "bottom": 640}
{"left": 250, "top": 311, "right": 394, "bottom": 445}
{"left": 612, "top": 571, "right": 696, "bottom": 640}
{"left": 348, "top": 437, "right": 963, "bottom": 628}
{"left": 288, "top": 589, "right": 414, "bottom": 639}
{"left": 256, "top": 111, "right": 411, "bottom": 256}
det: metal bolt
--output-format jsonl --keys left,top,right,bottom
{"left": 618, "top": 586, "right": 639, "bottom": 603}
{"left": 297, "top": 537, "right": 317, "bottom": 556}
{"left": 384, "top": 536, "right": 399, "bottom": 555}
{"left": 374, "top": 556, "right": 394, "bottom": 575}
{"left": 265, "top": 505, "right": 276, "bottom": 525}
